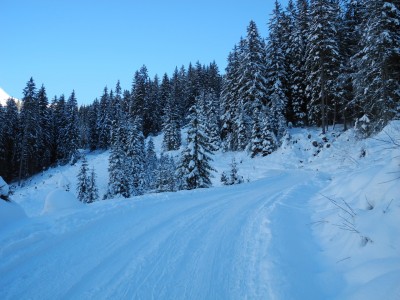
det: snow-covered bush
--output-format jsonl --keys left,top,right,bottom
{"left": 354, "top": 114, "right": 371, "bottom": 139}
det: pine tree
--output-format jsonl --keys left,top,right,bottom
{"left": 352, "top": 0, "right": 400, "bottom": 133}
{"left": 221, "top": 158, "right": 243, "bottom": 185}
{"left": 19, "top": 77, "right": 41, "bottom": 183}
{"left": 130, "top": 65, "right": 149, "bottom": 132}
{"left": 206, "top": 91, "right": 221, "bottom": 151}
{"left": 305, "top": 0, "right": 341, "bottom": 133}
{"left": 267, "top": 0, "right": 288, "bottom": 137}
{"left": 250, "top": 107, "right": 263, "bottom": 158}
{"left": 238, "top": 21, "right": 269, "bottom": 123}
{"left": 145, "top": 138, "right": 158, "bottom": 191}
{"left": 286, "top": 0, "right": 309, "bottom": 126}
{"left": 87, "top": 167, "right": 99, "bottom": 203}
{"left": 88, "top": 99, "right": 100, "bottom": 150}
{"left": 77, "top": 155, "right": 90, "bottom": 203}
{"left": 107, "top": 120, "right": 130, "bottom": 198}
{"left": 221, "top": 45, "right": 242, "bottom": 151}
{"left": 125, "top": 117, "right": 146, "bottom": 196}
{"left": 162, "top": 94, "right": 181, "bottom": 151}
{"left": 98, "top": 87, "right": 112, "bottom": 149}
{"left": 62, "top": 90, "right": 80, "bottom": 164}
{"left": 177, "top": 104, "right": 215, "bottom": 190}
{"left": 37, "top": 85, "right": 51, "bottom": 170}
{"left": 229, "top": 157, "right": 243, "bottom": 184}
{"left": 1, "top": 99, "right": 20, "bottom": 181}
{"left": 261, "top": 116, "right": 279, "bottom": 156}
{"left": 156, "top": 153, "right": 177, "bottom": 192}
{"left": 339, "top": 0, "right": 365, "bottom": 129}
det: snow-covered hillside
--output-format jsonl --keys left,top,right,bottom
{"left": 0, "top": 87, "right": 19, "bottom": 107}
{"left": 1, "top": 123, "right": 399, "bottom": 299}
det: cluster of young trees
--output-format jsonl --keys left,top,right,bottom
{"left": 1, "top": 0, "right": 398, "bottom": 195}
{"left": 76, "top": 155, "right": 99, "bottom": 203}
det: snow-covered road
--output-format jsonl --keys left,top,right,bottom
{"left": 0, "top": 170, "right": 338, "bottom": 299}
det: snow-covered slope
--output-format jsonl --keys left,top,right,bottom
{"left": 0, "top": 87, "right": 19, "bottom": 107}
{"left": 1, "top": 123, "right": 399, "bottom": 299}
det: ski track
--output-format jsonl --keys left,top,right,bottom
{"left": 0, "top": 170, "right": 328, "bottom": 299}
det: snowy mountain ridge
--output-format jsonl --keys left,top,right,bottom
{"left": 0, "top": 87, "right": 19, "bottom": 107}
{"left": 1, "top": 122, "right": 399, "bottom": 299}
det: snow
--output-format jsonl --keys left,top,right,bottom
{"left": 42, "top": 189, "right": 83, "bottom": 214}
{"left": 0, "top": 87, "right": 19, "bottom": 107}
{"left": 0, "top": 122, "right": 399, "bottom": 299}
{"left": 0, "top": 201, "right": 26, "bottom": 229}
{"left": 0, "top": 176, "right": 9, "bottom": 196}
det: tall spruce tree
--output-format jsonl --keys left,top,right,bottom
{"left": 145, "top": 138, "right": 158, "bottom": 191}
{"left": 125, "top": 117, "right": 146, "bottom": 196}
{"left": 267, "top": 0, "right": 288, "bottom": 140}
{"left": 87, "top": 167, "right": 99, "bottom": 203}
{"left": 19, "top": 77, "right": 40, "bottom": 183}
{"left": 77, "top": 155, "right": 90, "bottom": 203}
{"left": 305, "top": 0, "right": 341, "bottom": 133}
{"left": 177, "top": 103, "right": 215, "bottom": 190}
{"left": 107, "top": 120, "right": 130, "bottom": 198}
{"left": 62, "top": 90, "right": 80, "bottom": 164}
{"left": 238, "top": 21, "right": 269, "bottom": 124}
{"left": 1, "top": 99, "right": 20, "bottom": 181}
{"left": 352, "top": 0, "right": 400, "bottom": 133}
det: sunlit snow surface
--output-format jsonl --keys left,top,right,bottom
{"left": 1, "top": 122, "right": 399, "bottom": 299}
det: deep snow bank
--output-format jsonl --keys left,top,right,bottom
{"left": 310, "top": 121, "right": 400, "bottom": 299}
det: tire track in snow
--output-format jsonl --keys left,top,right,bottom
{"left": 1, "top": 170, "right": 319, "bottom": 300}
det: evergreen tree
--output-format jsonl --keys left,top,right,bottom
{"left": 1, "top": 99, "right": 20, "bottom": 181}
{"left": 228, "top": 157, "right": 243, "bottom": 184}
{"left": 221, "top": 45, "right": 242, "bottom": 151}
{"left": 221, "top": 158, "right": 243, "bottom": 185}
{"left": 18, "top": 77, "right": 40, "bottom": 183}
{"left": 87, "top": 167, "right": 99, "bottom": 203}
{"left": 267, "top": 0, "right": 288, "bottom": 136}
{"left": 61, "top": 90, "right": 80, "bottom": 164}
{"left": 77, "top": 155, "right": 90, "bottom": 203}
{"left": 125, "top": 117, "right": 146, "bottom": 196}
{"left": 98, "top": 87, "right": 112, "bottom": 149}
{"left": 305, "top": 0, "right": 341, "bottom": 133}
{"left": 202, "top": 91, "right": 221, "bottom": 151}
{"left": 107, "top": 120, "right": 130, "bottom": 198}
{"left": 145, "top": 138, "right": 158, "bottom": 191}
{"left": 286, "top": 0, "right": 309, "bottom": 126}
{"left": 88, "top": 99, "right": 100, "bottom": 151}
{"left": 37, "top": 85, "right": 51, "bottom": 170}
{"left": 339, "top": 0, "right": 365, "bottom": 129}
{"left": 238, "top": 21, "right": 269, "bottom": 122}
{"left": 250, "top": 107, "right": 263, "bottom": 158}
{"left": 261, "top": 116, "right": 279, "bottom": 156}
{"left": 162, "top": 94, "right": 181, "bottom": 151}
{"left": 177, "top": 104, "right": 215, "bottom": 190}
{"left": 156, "top": 153, "right": 177, "bottom": 192}
{"left": 130, "top": 65, "right": 150, "bottom": 133}
{"left": 351, "top": 0, "right": 400, "bottom": 133}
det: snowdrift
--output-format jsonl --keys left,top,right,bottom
{"left": 42, "top": 189, "right": 83, "bottom": 214}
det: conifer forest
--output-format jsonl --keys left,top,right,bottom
{"left": 1, "top": 0, "right": 399, "bottom": 198}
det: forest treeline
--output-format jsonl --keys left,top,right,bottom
{"left": 1, "top": 0, "right": 399, "bottom": 196}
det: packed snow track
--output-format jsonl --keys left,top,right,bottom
{"left": 0, "top": 170, "right": 332, "bottom": 299}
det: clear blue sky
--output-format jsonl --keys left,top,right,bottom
{"left": 1, "top": 0, "right": 288, "bottom": 105}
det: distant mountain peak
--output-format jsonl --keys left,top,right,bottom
{"left": 0, "top": 87, "right": 19, "bottom": 107}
